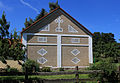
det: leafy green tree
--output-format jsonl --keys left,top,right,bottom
{"left": 0, "top": 39, "right": 10, "bottom": 64}
{"left": 0, "top": 11, "right": 10, "bottom": 39}
{"left": 0, "top": 12, "right": 10, "bottom": 64}
{"left": 89, "top": 57, "right": 118, "bottom": 82}
{"left": 0, "top": 12, "right": 25, "bottom": 66}
{"left": 35, "top": 8, "right": 48, "bottom": 21}
{"left": 93, "top": 32, "right": 115, "bottom": 45}
{"left": 24, "top": 17, "right": 34, "bottom": 28}
{"left": 24, "top": 18, "right": 29, "bottom": 28}
{"left": 23, "top": 1, "right": 60, "bottom": 28}
{"left": 22, "top": 59, "right": 40, "bottom": 72}
{"left": 9, "top": 29, "right": 25, "bottom": 60}
{"left": 93, "top": 32, "right": 120, "bottom": 62}
{"left": 49, "top": 0, "right": 60, "bottom": 12}
{"left": 89, "top": 32, "right": 120, "bottom": 82}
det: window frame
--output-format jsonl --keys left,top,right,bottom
{"left": 71, "top": 38, "right": 80, "bottom": 43}
{"left": 37, "top": 37, "right": 47, "bottom": 42}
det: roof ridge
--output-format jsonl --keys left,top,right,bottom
{"left": 21, "top": 7, "right": 60, "bottom": 33}
{"left": 21, "top": 7, "right": 93, "bottom": 36}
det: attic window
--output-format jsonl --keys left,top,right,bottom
{"left": 71, "top": 38, "right": 80, "bottom": 43}
{"left": 39, "top": 24, "right": 50, "bottom": 31}
{"left": 37, "top": 37, "right": 47, "bottom": 42}
{"left": 68, "top": 25, "right": 78, "bottom": 33}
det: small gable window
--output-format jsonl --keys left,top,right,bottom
{"left": 68, "top": 25, "right": 78, "bottom": 33}
{"left": 71, "top": 38, "right": 80, "bottom": 43}
{"left": 39, "top": 24, "right": 50, "bottom": 31}
{"left": 37, "top": 37, "right": 47, "bottom": 42}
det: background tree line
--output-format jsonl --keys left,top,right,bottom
{"left": 89, "top": 32, "right": 120, "bottom": 82}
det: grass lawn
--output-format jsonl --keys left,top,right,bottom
{"left": 0, "top": 74, "right": 89, "bottom": 80}
{"left": 29, "top": 74, "right": 89, "bottom": 79}
{"left": 0, "top": 74, "right": 98, "bottom": 83}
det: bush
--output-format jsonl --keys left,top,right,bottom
{"left": 41, "top": 67, "right": 51, "bottom": 72}
{"left": 59, "top": 67, "right": 64, "bottom": 71}
{"left": 6, "top": 68, "right": 19, "bottom": 72}
{"left": 88, "top": 57, "right": 118, "bottom": 82}
{"left": 22, "top": 59, "right": 40, "bottom": 72}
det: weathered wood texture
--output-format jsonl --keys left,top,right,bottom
{"left": 0, "top": 66, "right": 119, "bottom": 82}
{"left": 0, "top": 70, "right": 102, "bottom": 76}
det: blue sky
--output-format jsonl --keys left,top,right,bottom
{"left": 0, "top": 0, "right": 120, "bottom": 42}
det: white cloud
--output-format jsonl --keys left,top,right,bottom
{"left": 20, "top": 0, "right": 39, "bottom": 14}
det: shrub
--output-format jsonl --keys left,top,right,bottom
{"left": 22, "top": 59, "right": 40, "bottom": 72}
{"left": 59, "top": 67, "right": 64, "bottom": 71}
{"left": 88, "top": 57, "right": 118, "bottom": 82}
{"left": 6, "top": 68, "right": 19, "bottom": 72}
{"left": 41, "top": 67, "right": 51, "bottom": 72}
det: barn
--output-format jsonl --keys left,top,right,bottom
{"left": 21, "top": 7, "right": 93, "bottom": 68}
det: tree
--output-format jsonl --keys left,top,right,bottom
{"left": 49, "top": 0, "right": 60, "bottom": 12}
{"left": 0, "top": 12, "right": 25, "bottom": 66}
{"left": 93, "top": 32, "right": 120, "bottom": 62}
{"left": 89, "top": 57, "right": 118, "bottom": 82}
{"left": 0, "top": 12, "right": 10, "bottom": 64}
{"left": 22, "top": 59, "right": 40, "bottom": 72}
{"left": 93, "top": 32, "right": 115, "bottom": 45}
{"left": 24, "top": 17, "right": 34, "bottom": 28}
{"left": 89, "top": 32, "right": 120, "bottom": 82}
{"left": 0, "top": 11, "right": 10, "bottom": 39}
{"left": 9, "top": 29, "right": 25, "bottom": 60}
{"left": 23, "top": 1, "right": 60, "bottom": 28}
{"left": 35, "top": 8, "right": 48, "bottom": 21}
{"left": 24, "top": 9, "right": 48, "bottom": 28}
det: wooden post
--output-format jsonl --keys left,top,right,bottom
{"left": 33, "top": 66, "right": 35, "bottom": 73}
{"left": 118, "top": 66, "right": 120, "bottom": 81}
{"left": 25, "top": 67, "right": 28, "bottom": 83}
{"left": 118, "top": 57, "right": 120, "bottom": 63}
{"left": 75, "top": 66, "right": 79, "bottom": 83}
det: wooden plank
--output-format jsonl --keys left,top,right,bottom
{"left": 0, "top": 70, "right": 102, "bottom": 76}
{"left": 29, "top": 71, "right": 76, "bottom": 75}
{"left": 43, "top": 78, "right": 95, "bottom": 81}
{"left": 78, "top": 70, "right": 102, "bottom": 74}
{"left": 0, "top": 72, "right": 25, "bottom": 76}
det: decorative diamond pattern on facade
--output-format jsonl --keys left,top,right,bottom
{"left": 71, "top": 49, "right": 80, "bottom": 56}
{"left": 71, "top": 57, "right": 80, "bottom": 64}
{"left": 37, "top": 57, "right": 47, "bottom": 64}
{"left": 37, "top": 48, "right": 47, "bottom": 56}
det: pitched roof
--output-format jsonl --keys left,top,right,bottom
{"left": 21, "top": 7, "right": 93, "bottom": 35}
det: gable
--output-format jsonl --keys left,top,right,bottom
{"left": 22, "top": 8, "right": 92, "bottom": 36}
